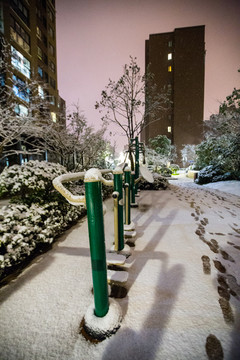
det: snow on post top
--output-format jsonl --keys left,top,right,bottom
{"left": 84, "top": 168, "right": 102, "bottom": 182}
{"left": 113, "top": 166, "right": 123, "bottom": 174}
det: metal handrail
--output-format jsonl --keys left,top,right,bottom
{"left": 52, "top": 168, "right": 113, "bottom": 206}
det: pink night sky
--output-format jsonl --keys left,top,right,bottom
{"left": 56, "top": 0, "right": 240, "bottom": 151}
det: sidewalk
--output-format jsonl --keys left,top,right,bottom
{"left": 0, "top": 182, "right": 240, "bottom": 360}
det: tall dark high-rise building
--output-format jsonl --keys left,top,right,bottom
{"left": 141, "top": 25, "right": 205, "bottom": 159}
{"left": 0, "top": 0, "right": 65, "bottom": 166}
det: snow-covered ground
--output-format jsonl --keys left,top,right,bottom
{"left": 0, "top": 180, "right": 240, "bottom": 360}
{"left": 202, "top": 180, "right": 240, "bottom": 197}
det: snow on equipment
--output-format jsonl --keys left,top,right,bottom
{"left": 52, "top": 139, "right": 154, "bottom": 340}
{"left": 53, "top": 168, "right": 123, "bottom": 339}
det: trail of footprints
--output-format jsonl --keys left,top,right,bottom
{"left": 173, "top": 185, "right": 240, "bottom": 359}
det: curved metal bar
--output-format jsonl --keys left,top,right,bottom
{"left": 52, "top": 171, "right": 86, "bottom": 206}
{"left": 52, "top": 169, "right": 113, "bottom": 206}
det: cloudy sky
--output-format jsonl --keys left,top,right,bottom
{"left": 56, "top": 0, "right": 240, "bottom": 149}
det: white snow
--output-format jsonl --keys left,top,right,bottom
{"left": 84, "top": 168, "right": 102, "bottom": 181}
{"left": 106, "top": 253, "right": 126, "bottom": 265}
{"left": 107, "top": 269, "right": 129, "bottom": 283}
{"left": 0, "top": 179, "right": 240, "bottom": 359}
{"left": 203, "top": 180, "right": 240, "bottom": 196}
{"left": 84, "top": 298, "right": 122, "bottom": 340}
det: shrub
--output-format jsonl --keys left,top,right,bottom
{"left": 170, "top": 164, "right": 179, "bottom": 175}
{"left": 0, "top": 202, "right": 85, "bottom": 275}
{"left": 0, "top": 161, "right": 114, "bottom": 279}
{"left": 195, "top": 165, "right": 237, "bottom": 185}
{"left": 158, "top": 166, "right": 172, "bottom": 177}
{"left": 138, "top": 173, "right": 169, "bottom": 190}
{"left": 0, "top": 160, "right": 66, "bottom": 203}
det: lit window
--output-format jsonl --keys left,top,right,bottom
{"left": 36, "top": 26, "right": 42, "bottom": 40}
{"left": 14, "top": 103, "right": 28, "bottom": 116}
{"left": 49, "top": 95, "right": 56, "bottom": 105}
{"left": 38, "top": 66, "right": 43, "bottom": 78}
{"left": 37, "top": 46, "right": 43, "bottom": 60}
{"left": 11, "top": 46, "right": 30, "bottom": 78}
{"left": 168, "top": 53, "right": 172, "bottom": 60}
{"left": 12, "top": 74, "right": 30, "bottom": 102}
{"left": 38, "top": 85, "right": 44, "bottom": 98}
{"left": 168, "top": 66, "right": 172, "bottom": 72}
{"left": 168, "top": 126, "right": 172, "bottom": 133}
{"left": 0, "top": 73, "right": 5, "bottom": 86}
{"left": 10, "top": 16, "right": 30, "bottom": 53}
{"left": 168, "top": 40, "right": 172, "bottom": 47}
{"left": 51, "top": 112, "right": 56, "bottom": 122}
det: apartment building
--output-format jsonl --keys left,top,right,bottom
{"left": 141, "top": 25, "right": 205, "bottom": 159}
{"left": 0, "top": 0, "right": 65, "bottom": 166}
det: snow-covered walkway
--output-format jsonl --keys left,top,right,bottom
{"left": 0, "top": 181, "right": 240, "bottom": 360}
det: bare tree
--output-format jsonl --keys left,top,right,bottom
{"left": 95, "top": 56, "right": 170, "bottom": 143}
{"left": 32, "top": 105, "right": 111, "bottom": 171}
{"left": 0, "top": 37, "right": 112, "bottom": 171}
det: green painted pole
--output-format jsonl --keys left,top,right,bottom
{"left": 84, "top": 177, "right": 109, "bottom": 318}
{"left": 131, "top": 171, "right": 136, "bottom": 206}
{"left": 113, "top": 168, "right": 124, "bottom": 251}
{"left": 124, "top": 167, "right": 131, "bottom": 225}
{"left": 135, "top": 136, "right": 139, "bottom": 194}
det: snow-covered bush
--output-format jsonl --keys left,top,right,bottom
{"left": 138, "top": 173, "right": 169, "bottom": 190}
{"left": 0, "top": 160, "right": 66, "bottom": 203}
{"left": 0, "top": 202, "right": 85, "bottom": 275}
{"left": 158, "top": 166, "right": 172, "bottom": 177}
{"left": 170, "top": 164, "right": 179, "bottom": 175}
{"left": 0, "top": 161, "right": 114, "bottom": 279}
{"left": 195, "top": 165, "right": 234, "bottom": 185}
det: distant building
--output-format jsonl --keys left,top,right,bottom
{"left": 0, "top": 0, "right": 65, "bottom": 167}
{"left": 141, "top": 25, "right": 205, "bottom": 161}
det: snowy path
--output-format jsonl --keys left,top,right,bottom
{"left": 0, "top": 183, "right": 240, "bottom": 360}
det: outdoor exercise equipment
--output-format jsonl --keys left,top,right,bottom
{"left": 123, "top": 137, "right": 153, "bottom": 229}
{"left": 112, "top": 167, "right": 124, "bottom": 252}
{"left": 52, "top": 143, "right": 154, "bottom": 338}
{"left": 53, "top": 168, "right": 113, "bottom": 317}
{"left": 53, "top": 167, "right": 129, "bottom": 316}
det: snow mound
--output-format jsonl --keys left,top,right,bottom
{"left": 83, "top": 298, "right": 122, "bottom": 340}
{"left": 84, "top": 168, "right": 102, "bottom": 181}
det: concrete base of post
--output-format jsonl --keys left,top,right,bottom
{"left": 83, "top": 298, "right": 122, "bottom": 341}
{"left": 131, "top": 202, "right": 138, "bottom": 208}
{"left": 124, "top": 230, "right": 137, "bottom": 239}
{"left": 124, "top": 222, "right": 135, "bottom": 231}
{"left": 109, "top": 244, "right": 132, "bottom": 257}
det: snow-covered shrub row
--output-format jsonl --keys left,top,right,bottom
{"left": 138, "top": 173, "right": 169, "bottom": 190}
{"left": 195, "top": 165, "right": 234, "bottom": 185}
{"left": 0, "top": 161, "right": 113, "bottom": 278}
{"left": 0, "top": 201, "right": 85, "bottom": 275}
{"left": 0, "top": 160, "right": 66, "bottom": 203}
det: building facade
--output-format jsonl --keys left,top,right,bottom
{"left": 0, "top": 0, "right": 65, "bottom": 167}
{"left": 141, "top": 25, "right": 205, "bottom": 160}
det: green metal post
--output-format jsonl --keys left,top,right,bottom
{"left": 113, "top": 168, "right": 124, "bottom": 251}
{"left": 84, "top": 178, "right": 109, "bottom": 318}
{"left": 131, "top": 171, "right": 136, "bottom": 206}
{"left": 135, "top": 136, "right": 139, "bottom": 194}
{"left": 124, "top": 167, "right": 131, "bottom": 225}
